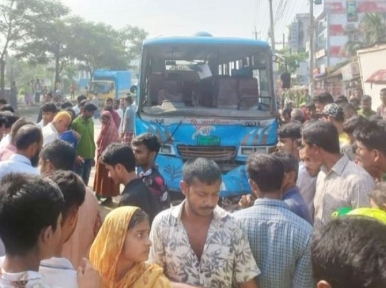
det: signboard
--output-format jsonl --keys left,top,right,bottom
{"left": 315, "top": 49, "right": 327, "bottom": 59}
{"left": 197, "top": 136, "right": 220, "bottom": 146}
{"left": 347, "top": 0, "right": 359, "bottom": 22}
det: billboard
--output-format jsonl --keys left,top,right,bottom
{"left": 325, "top": 0, "right": 386, "bottom": 15}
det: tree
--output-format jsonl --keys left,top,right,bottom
{"left": 0, "top": 0, "right": 68, "bottom": 96}
{"left": 276, "top": 48, "right": 308, "bottom": 74}
{"left": 73, "top": 21, "right": 129, "bottom": 76}
{"left": 341, "top": 13, "right": 386, "bottom": 57}
{"left": 361, "top": 13, "right": 386, "bottom": 47}
{"left": 120, "top": 25, "right": 148, "bottom": 66}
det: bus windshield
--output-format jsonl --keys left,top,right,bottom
{"left": 139, "top": 40, "right": 274, "bottom": 118}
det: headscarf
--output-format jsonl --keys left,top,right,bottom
{"left": 53, "top": 111, "right": 72, "bottom": 123}
{"left": 89, "top": 207, "right": 170, "bottom": 288}
{"left": 97, "top": 111, "right": 119, "bottom": 157}
{"left": 332, "top": 207, "right": 386, "bottom": 225}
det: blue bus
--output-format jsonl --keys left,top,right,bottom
{"left": 135, "top": 33, "right": 279, "bottom": 205}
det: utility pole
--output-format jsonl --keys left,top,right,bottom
{"left": 268, "top": 0, "right": 276, "bottom": 53}
{"left": 309, "top": 0, "right": 315, "bottom": 97}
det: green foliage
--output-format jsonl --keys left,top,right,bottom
{"left": 0, "top": 0, "right": 149, "bottom": 94}
{"left": 342, "top": 13, "right": 386, "bottom": 57}
{"left": 276, "top": 48, "right": 308, "bottom": 74}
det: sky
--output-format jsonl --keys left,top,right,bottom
{"left": 61, "top": 0, "right": 312, "bottom": 46}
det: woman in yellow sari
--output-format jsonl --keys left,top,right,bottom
{"left": 89, "top": 206, "right": 170, "bottom": 288}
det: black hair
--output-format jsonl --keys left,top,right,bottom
{"left": 343, "top": 116, "right": 368, "bottom": 135}
{"left": 64, "top": 108, "right": 76, "bottom": 120}
{"left": 354, "top": 120, "right": 386, "bottom": 156}
{"left": 247, "top": 153, "right": 284, "bottom": 193}
{"left": 128, "top": 209, "right": 149, "bottom": 230}
{"left": 342, "top": 103, "right": 357, "bottom": 119}
{"left": 83, "top": 103, "right": 98, "bottom": 112}
{"left": 182, "top": 157, "right": 222, "bottom": 186}
{"left": 79, "top": 99, "right": 88, "bottom": 109}
{"left": 45, "top": 171, "right": 85, "bottom": 220}
{"left": 313, "top": 92, "right": 334, "bottom": 104}
{"left": 0, "top": 116, "right": 6, "bottom": 127}
{"left": 40, "top": 140, "right": 77, "bottom": 171}
{"left": 282, "top": 108, "right": 292, "bottom": 116}
{"left": 10, "top": 118, "right": 34, "bottom": 143}
{"left": 0, "top": 174, "right": 64, "bottom": 256}
{"left": 105, "top": 97, "right": 113, "bottom": 103}
{"left": 0, "top": 99, "right": 7, "bottom": 105}
{"left": 125, "top": 96, "right": 133, "bottom": 105}
{"left": 77, "top": 95, "right": 87, "bottom": 103}
{"left": 369, "top": 183, "right": 386, "bottom": 211}
{"left": 291, "top": 109, "right": 305, "bottom": 123}
{"left": 114, "top": 99, "right": 120, "bottom": 105}
{"left": 362, "top": 95, "right": 372, "bottom": 102}
{"left": 302, "top": 121, "right": 340, "bottom": 154}
{"left": 41, "top": 103, "right": 57, "bottom": 113}
{"left": 369, "top": 115, "right": 383, "bottom": 122}
{"left": 0, "top": 112, "right": 19, "bottom": 129}
{"left": 311, "top": 217, "right": 386, "bottom": 288}
{"left": 278, "top": 122, "right": 302, "bottom": 140}
{"left": 305, "top": 101, "right": 316, "bottom": 110}
{"left": 14, "top": 124, "right": 42, "bottom": 150}
{"left": 132, "top": 133, "right": 161, "bottom": 154}
{"left": 335, "top": 95, "right": 348, "bottom": 104}
{"left": 103, "top": 105, "right": 113, "bottom": 112}
{"left": 0, "top": 105, "right": 15, "bottom": 113}
{"left": 350, "top": 98, "right": 360, "bottom": 107}
{"left": 381, "top": 88, "right": 386, "bottom": 94}
{"left": 61, "top": 101, "right": 73, "bottom": 109}
{"left": 100, "top": 143, "right": 136, "bottom": 173}
{"left": 273, "top": 151, "right": 299, "bottom": 182}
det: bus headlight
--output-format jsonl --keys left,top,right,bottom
{"left": 159, "top": 144, "right": 176, "bottom": 155}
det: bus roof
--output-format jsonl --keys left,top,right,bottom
{"left": 143, "top": 36, "right": 270, "bottom": 48}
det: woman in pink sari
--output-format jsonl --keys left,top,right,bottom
{"left": 93, "top": 110, "right": 120, "bottom": 205}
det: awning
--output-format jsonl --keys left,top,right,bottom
{"left": 366, "top": 69, "right": 386, "bottom": 84}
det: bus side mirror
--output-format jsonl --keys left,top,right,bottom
{"left": 130, "top": 85, "right": 137, "bottom": 94}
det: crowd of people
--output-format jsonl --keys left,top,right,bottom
{"left": 0, "top": 87, "right": 384, "bottom": 287}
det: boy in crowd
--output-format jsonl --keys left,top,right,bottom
{"left": 0, "top": 112, "right": 19, "bottom": 149}
{"left": 101, "top": 143, "right": 161, "bottom": 224}
{"left": 0, "top": 174, "right": 64, "bottom": 286}
{"left": 40, "top": 140, "right": 101, "bottom": 268}
{"left": 358, "top": 95, "right": 376, "bottom": 119}
{"left": 274, "top": 151, "right": 313, "bottom": 224}
{"left": 37, "top": 103, "right": 57, "bottom": 128}
{"left": 132, "top": 133, "right": 170, "bottom": 210}
{"left": 71, "top": 103, "right": 98, "bottom": 185}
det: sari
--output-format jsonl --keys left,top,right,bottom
{"left": 97, "top": 111, "right": 119, "bottom": 157}
{"left": 89, "top": 206, "right": 170, "bottom": 288}
{"left": 94, "top": 111, "right": 120, "bottom": 197}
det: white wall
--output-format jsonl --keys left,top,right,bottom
{"left": 357, "top": 46, "right": 386, "bottom": 109}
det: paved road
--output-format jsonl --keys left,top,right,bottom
{"left": 19, "top": 104, "right": 114, "bottom": 219}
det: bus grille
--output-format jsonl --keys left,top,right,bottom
{"left": 177, "top": 145, "right": 236, "bottom": 161}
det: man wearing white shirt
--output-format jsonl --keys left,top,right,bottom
{"left": 42, "top": 111, "right": 72, "bottom": 147}
{"left": 0, "top": 124, "right": 42, "bottom": 180}
{"left": 0, "top": 174, "right": 100, "bottom": 288}
{"left": 113, "top": 99, "right": 124, "bottom": 131}
{"left": 0, "top": 112, "right": 19, "bottom": 149}
{"left": 37, "top": 103, "right": 57, "bottom": 128}
{"left": 73, "top": 95, "right": 87, "bottom": 116}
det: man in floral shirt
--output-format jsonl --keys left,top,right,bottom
{"left": 149, "top": 158, "right": 260, "bottom": 288}
{"left": 132, "top": 133, "right": 170, "bottom": 210}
